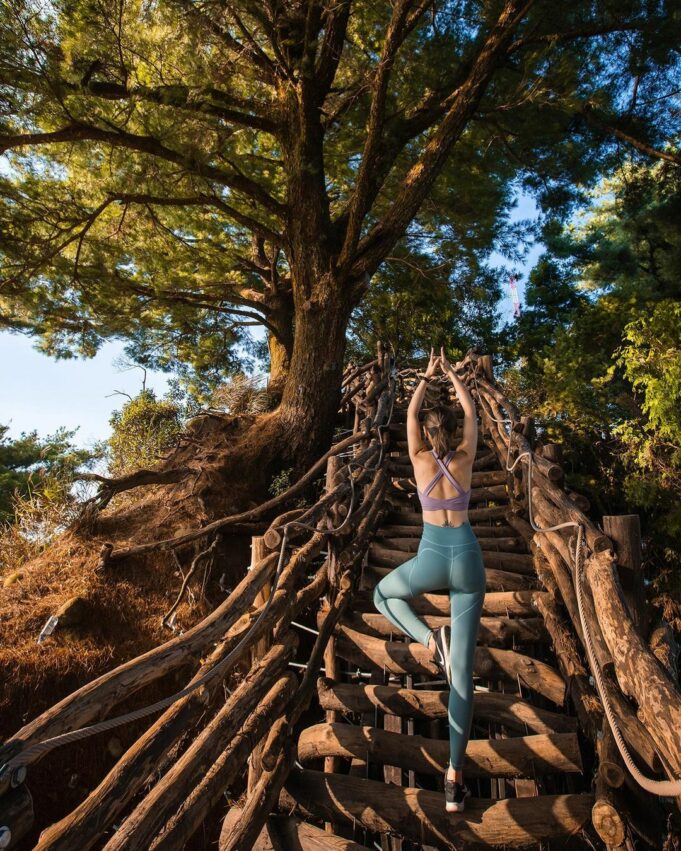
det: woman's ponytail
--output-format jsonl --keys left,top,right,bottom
{"left": 423, "top": 404, "right": 458, "bottom": 457}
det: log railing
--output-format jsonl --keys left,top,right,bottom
{"left": 0, "top": 342, "right": 398, "bottom": 851}
{"left": 450, "top": 348, "right": 681, "bottom": 846}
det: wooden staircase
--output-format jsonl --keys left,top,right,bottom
{"left": 278, "top": 401, "right": 596, "bottom": 849}
{"left": 6, "top": 348, "right": 676, "bottom": 850}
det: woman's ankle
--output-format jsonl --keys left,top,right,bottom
{"left": 446, "top": 765, "right": 463, "bottom": 783}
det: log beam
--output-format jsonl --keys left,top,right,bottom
{"left": 280, "top": 768, "right": 595, "bottom": 848}
{"left": 298, "top": 723, "right": 583, "bottom": 778}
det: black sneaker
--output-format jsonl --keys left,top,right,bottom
{"left": 444, "top": 778, "right": 471, "bottom": 813}
{"left": 431, "top": 625, "right": 451, "bottom": 686}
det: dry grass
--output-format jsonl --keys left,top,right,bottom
{"left": 0, "top": 520, "right": 252, "bottom": 733}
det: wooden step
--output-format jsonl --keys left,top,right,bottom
{"left": 368, "top": 543, "right": 535, "bottom": 574}
{"left": 325, "top": 607, "right": 548, "bottom": 646}
{"left": 332, "top": 624, "right": 566, "bottom": 705}
{"left": 387, "top": 506, "right": 509, "bottom": 525}
{"left": 388, "top": 463, "right": 508, "bottom": 488}
{"left": 351, "top": 588, "right": 551, "bottom": 617}
{"left": 391, "top": 478, "right": 508, "bottom": 503}
{"left": 317, "top": 678, "right": 579, "bottom": 734}
{"left": 375, "top": 523, "right": 518, "bottom": 539}
{"left": 375, "top": 533, "right": 526, "bottom": 552}
{"left": 391, "top": 441, "right": 499, "bottom": 468}
{"left": 280, "top": 768, "right": 595, "bottom": 848}
{"left": 298, "top": 723, "right": 583, "bottom": 778}
{"left": 363, "top": 563, "right": 539, "bottom": 592}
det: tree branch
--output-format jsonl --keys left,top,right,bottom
{"left": 170, "top": 0, "right": 279, "bottom": 82}
{"left": 507, "top": 21, "right": 643, "bottom": 55}
{"left": 7, "top": 66, "right": 277, "bottom": 132}
{"left": 338, "top": 0, "right": 431, "bottom": 270}
{"left": 0, "top": 124, "right": 288, "bottom": 217}
{"left": 347, "top": 0, "right": 534, "bottom": 280}
{"left": 109, "top": 192, "right": 284, "bottom": 246}
{"left": 314, "top": 0, "right": 352, "bottom": 101}
{"left": 580, "top": 106, "right": 680, "bottom": 166}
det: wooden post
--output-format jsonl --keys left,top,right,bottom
{"left": 322, "top": 453, "right": 343, "bottom": 833}
{"left": 322, "top": 635, "right": 342, "bottom": 837}
{"left": 325, "top": 456, "right": 342, "bottom": 588}
{"left": 247, "top": 536, "right": 272, "bottom": 795}
{"left": 540, "top": 444, "right": 564, "bottom": 488}
{"left": 602, "top": 515, "right": 649, "bottom": 637}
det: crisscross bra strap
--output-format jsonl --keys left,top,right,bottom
{"left": 421, "top": 449, "right": 468, "bottom": 496}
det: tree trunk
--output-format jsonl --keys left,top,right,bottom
{"left": 266, "top": 297, "right": 295, "bottom": 404}
{"left": 278, "top": 281, "right": 354, "bottom": 474}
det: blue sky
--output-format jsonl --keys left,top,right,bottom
{"left": 2, "top": 194, "right": 542, "bottom": 451}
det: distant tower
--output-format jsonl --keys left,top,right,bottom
{"left": 509, "top": 274, "right": 522, "bottom": 319}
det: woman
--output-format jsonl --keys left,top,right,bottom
{"left": 373, "top": 346, "right": 485, "bottom": 813}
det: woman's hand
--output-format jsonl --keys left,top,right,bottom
{"left": 424, "top": 347, "right": 441, "bottom": 378}
{"left": 439, "top": 346, "right": 453, "bottom": 374}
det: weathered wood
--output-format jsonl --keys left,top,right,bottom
{"left": 323, "top": 635, "right": 342, "bottom": 779}
{"left": 602, "top": 515, "right": 649, "bottom": 636}
{"left": 648, "top": 616, "right": 680, "bottom": 685}
{"left": 280, "top": 768, "right": 595, "bottom": 848}
{"left": 107, "top": 427, "right": 383, "bottom": 563}
{"left": 369, "top": 543, "right": 535, "bottom": 574}
{"left": 479, "top": 354, "right": 494, "bottom": 380}
{"left": 601, "top": 682, "right": 664, "bottom": 775}
{"left": 591, "top": 795, "right": 626, "bottom": 848}
{"left": 534, "top": 591, "right": 603, "bottom": 742}
{"left": 375, "top": 533, "right": 526, "bottom": 553}
{"left": 376, "top": 522, "right": 518, "bottom": 539}
{"left": 593, "top": 725, "right": 627, "bottom": 849}
{"left": 152, "top": 558, "right": 358, "bottom": 850}
{"left": 102, "top": 635, "right": 298, "bottom": 851}
{"left": 220, "top": 808, "right": 376, "bottom": 850}
{"left": 364, "top": 561, "right": 538, "bottom": 592}
{"left": 532, "top": 501, "right": 614, "bottom": 673}
{"left": 0, "top": 785, "right": 33, "bottom": 850}
{"left": 566, "top": 490, "right": 590, "bottom": 512}
{"left": 154, "top": 676, "right": 297, "bottom": 851}
{"left": 387, "top": 505, "right": 509, "bottom": 525}
{"left": 317, "top": 679, "right": 578, "bottom": 733}
{"left": 298, "top": 723, "right": 583, "bottom": 778}
{"left": 392, "top": 479, "right": 509, "bottom": 503}
{"left": 218, "top": 716, "right": 294, "bottom": 851}
{"left": 329, "top": 607, "right": 548, "bottom": 646}
{"left": 530, "top": 483, "right": 611, "bottom": 553}
{"left": 597, "top": 716, "right": 626, "bottom": 789}
{"left": 351, "top": 587, "right": 550, "bottom": 619}
{"left": 34, "top": 616, "right": 259, "bottom": 851}
{"left": 332, "top": 625, "right": 566, "bottom": 704}
{"left": 248, "top": 536, "right": 272, "bottom": 795}
{"left": 585, "top": 548, "right": 681, "bottom": 780}
{"left": 262, "top": 507, "right": 309, "bottom": 550}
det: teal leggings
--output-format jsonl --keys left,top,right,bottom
{"left": 372, "top": 521, "right": 485, "bottom": 770}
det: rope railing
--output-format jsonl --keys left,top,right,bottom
{"left": 455, "top": 350, "right": 681, "bottom": 798}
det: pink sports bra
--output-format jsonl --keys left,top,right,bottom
{"left": 416, "top": 448, "right": 471, "bottom": 512}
